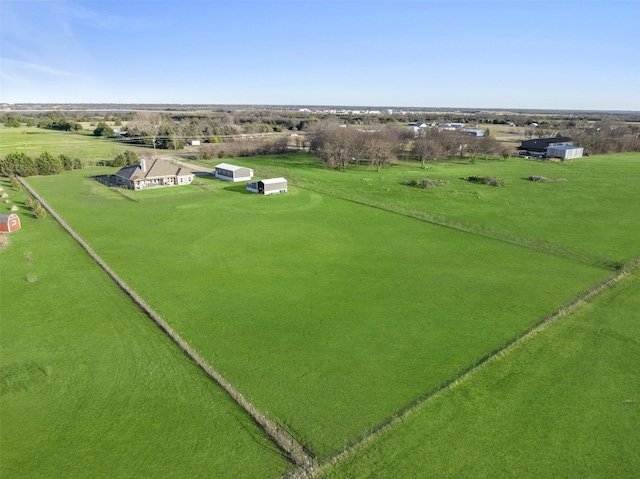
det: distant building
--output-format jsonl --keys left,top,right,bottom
{"left": 114, "top": 159, "right": 195, "bottom": 190}
{"left": 438, "top": 123, "right": 464, "bottom": 130}
{"left": 517, "top": 137, "right": 573, "bottom": 158}
{"left": 462, "top": 128, "right": 485, "bottom": 137}
{"left": 214, "top": 163, "right": 254, "bottom": 182}
{"left": 246, "top": 178, "right": 288, "bottom": 195}
{"left": 0, "top": 213, "right": 21, "bottom": 233}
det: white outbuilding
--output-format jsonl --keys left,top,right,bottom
{"left": 546, "top": 145, "right": 584, "bottom": 160}
{"left": 214, "top": 163, "right": 254, "bottom": 182}
{"left": 246, "top": 178, "right": 288, "bottom": 195}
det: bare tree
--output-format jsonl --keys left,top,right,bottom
{"left": 413, "top": 129, "right": 444, "bottom": 168}
{"left": 309, "top": 122, "right": 362, "bottom": 170}
{"left": 363, "top": 128, "right": 398, "bottom": 172}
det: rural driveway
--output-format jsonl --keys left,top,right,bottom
{"left": 160, "top": 155, "right": 214, "bottom": 175}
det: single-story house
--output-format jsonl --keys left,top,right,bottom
{"left": 518, "top": 137, "right": 573, "bottom": 157}
{"left": 0, "top": 213, "right": 21, "bottom": 233}
{"left": 214, "top": 163, "right": 254, "bottom": 182}
{"left": 546, "top": 145, "right": 584, "bottom": 160}
{"left": 114, "top": 159, "right": 195, "bottom": 190}
{"left": 246, "top": 178, "right": 288, "bottom": 195}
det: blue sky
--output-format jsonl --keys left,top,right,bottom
{"left": 1, "top": 0, "right": 639, "bottom": 110}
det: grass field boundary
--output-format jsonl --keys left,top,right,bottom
{"left": 286, "top": 257, "right": 639, "bottom": 478}
{"left": 17, "top": 176, "right": 317, "bottom": 472}
{"left": 290, "top": 179, "right": 621, "bottom": 270}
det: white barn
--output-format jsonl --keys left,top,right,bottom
{"left": 246, "top": 178, "right": 288, "bottom": 195}
{"left": 214, "top": 163, "right": 254, "bottom": 182}
{"left": 546, "top": 145, "right": 584, "bottom": 160}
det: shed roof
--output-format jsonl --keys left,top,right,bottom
{"left": 546, "top": 145, "right": 582, "bottom": 151}
{"left": 215, "top": 163, "right": 247, "bottom": 171}
{"left": 260, "top": 177, "right": 287, "bottom": 185}
{"left": 0, "top": 213, "right": 17, "bottom": 222}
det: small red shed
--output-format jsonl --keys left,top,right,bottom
{"left": 0, "top": 213, "right": 21, "bottom": 233}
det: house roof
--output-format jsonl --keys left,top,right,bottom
{"left": 215, "top": 163, "right": 247, "bottom": 171}
{"left": 260, "top": 177, "right": 287, "bottom": 185}
{"left": 115, "top": 159, "right": 193, "bottom": 181}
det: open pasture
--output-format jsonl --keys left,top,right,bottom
{"left": 0, "top": 126, "right": 148, "bottom": 163}
{"left": 214, "top": 152, "right": 640, "bottom": 266}
{"left": 320, "top": 268, "right": 640, "bottom": 479}
{"left": 27, "top": 170, "right": 608, "bottom": 458}
{"left": 0, "top": 178, "right": 290, "bottom": 478}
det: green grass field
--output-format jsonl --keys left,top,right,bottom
{"left": 195, "top": 152, "right": 640, "bottom": 265}
{"left": 320, "top": 268, "right": 640, "bottom": 478}
{"left": 0, "top": 179, "right": 290, "bottom": 478}
{"left": 26, "top": 169, "right": 609, "bottom": 458}
{"left": 3, "top": 132, "right": 638, "bottom": 476}
{"left": 0, "top": 126, "right": 150, "bottom": 163}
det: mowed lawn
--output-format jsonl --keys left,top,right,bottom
{"left": 212, "top": 152, "right": 640, "bottom": 266}
{"left": 320, "top": 269, "right": 640, "bottom": 479}
{"left": 0, "top": 180, "right": 291, "bottom": 478}
{"left": 28, "top": 170, "right": 608, "bottom": 458}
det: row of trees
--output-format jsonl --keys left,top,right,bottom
{"left": 309, "top": 122, "right": 507, "bottom": 171}
{"left": 0, "top": 152, "right": 82, "bottom": 177}
{"left": 24, "top": 196, "right": 46, "bottom": 219}
{"left": 309, "top": 123, "right": 412, "bottom": 171}
{"left": 201, "top": 137, "right": 289, "bottom": 159}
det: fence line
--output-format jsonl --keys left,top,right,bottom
{"left": 18, "top": 176, "right": 316, "bottom": 472}
{"left": 286, "top": 257, "right": 639, "bottom": 478}
{"left": 291, "top": 180, "right": 621, "bottom": 270}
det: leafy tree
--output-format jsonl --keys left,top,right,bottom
{"left": 109, "top": 150, "right": 139, "bottom": 167}
{"left": 59, "top": 154, "right": 74, "bottom": 171}
{"left": 35, "top": 151, "right": 63, "bottom": 175}
{"left": 94, "top": 122, "right": 115, "bottom": 137}
{"left": 32, "top": 201, "right": 47, "bottom": 219}
{"left": 0, "top": 152, "right": 38, "bottom": 177}
{"left": 4, "top": 116, "right": 21, "bottom": 128}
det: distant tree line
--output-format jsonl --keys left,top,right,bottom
{"left": 2, "top": 109, "right": 638, "bottom": 157}
{"left": 309, "top": 121, "right": 507, "bottom": 171}
{"left": 0, "top": 151, "right": 82, "bottom": 177}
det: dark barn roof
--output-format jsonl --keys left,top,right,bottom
{"left": 518, "top": 136, "right": 572, "bottom": 151}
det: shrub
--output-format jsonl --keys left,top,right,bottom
{"left": 404, "top": 178, "right": 448, "bottom": 189}
{"left": 527, "top": 175, "right": 567, "bottom": 183}
{"left": 465, "top": 175, "right": 504, "bottom": 187}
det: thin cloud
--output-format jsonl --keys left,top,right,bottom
{"left": 1, "top": 58, "right": 94, "bottom": 81}
{"left": 65, "top": 3, "right": 154, "bottom": 31}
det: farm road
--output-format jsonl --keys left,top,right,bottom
{"left": 162, "top": 156, "right": 214, "bottom": 175}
